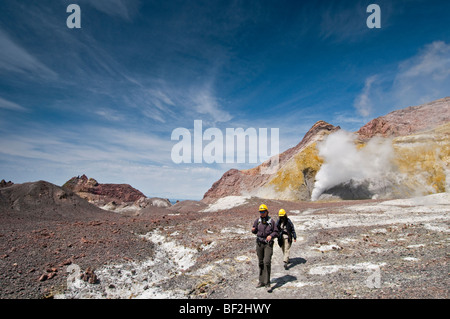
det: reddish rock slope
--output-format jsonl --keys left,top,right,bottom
{"left": 203, "top": 97, "right": 450, "bottom": 202}
{"left": 357, "top": 97, "right": 450, "bottom": 139}
{"left": 63, "top": 175, "right": 146, "bottom": 205}
{"left": 202, "top": 121, "right": 340, "bottom": 202}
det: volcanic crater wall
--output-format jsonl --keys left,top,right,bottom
{"left": 203, "top": 97, "right": 450, "bottom": 202}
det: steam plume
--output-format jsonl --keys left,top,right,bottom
{"left": 311, "top": 130, "right": 395, "bottom": 201}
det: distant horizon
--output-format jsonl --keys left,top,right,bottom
{"left": 1, "top": 175, "right": 202, "bottom": 202}
{"left": 1, "top": 1, "right": 449, "bottom": 199}
{"left": 1, "top": 94, "right": 449, "bottom": 199}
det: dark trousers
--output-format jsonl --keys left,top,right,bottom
{"left": 256, "top": 241, "right": 273, "bottom": 285}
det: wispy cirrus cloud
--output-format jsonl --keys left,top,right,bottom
{"left": 119, "top": 82, "right": 233, "bottom": 125}
{"left": 80, "top": 0, "right": 141, "bottom": 21}
{"left": 318, "top": 0, "right": 401, "bottom": 43}
{"left": 0, "top": 123, "right": 222, "bottom": 198}
{"left": 0, "top": 29, "right": 57, "bottom": 80}
{"left": 393, "top": 41, "right": 450, "bottom": 105}
{"left": 319, "top": 1, "right": 370, "bottom": 42}
{"left": 0, "top": 125, "right": 172, "bottom": 166}
{"left": 2, "top": 0, "right": 448, "bottom": 200}
{"left": 354, "top": 75, "right": 378, "bottom": 117}
{"left": 354, "top": 41, "right": 450, "bottom": 116}
{"left": 0, "top": 96, "right": 27, "bottom": 112}
{"left": 190, "top": 89, "right": 232, "bottom": 124}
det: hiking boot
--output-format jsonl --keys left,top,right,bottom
{"left": 256, "top": 282, "right": 265, "bottom": 288}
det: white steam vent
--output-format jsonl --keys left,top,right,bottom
{"left": 311, "top": 130, "right": 396, "bottom": 201}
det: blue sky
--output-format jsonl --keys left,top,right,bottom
{"left": 0, "top": 0, "right": 449, "bottom": 199}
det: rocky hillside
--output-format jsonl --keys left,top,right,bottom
{"left": 62, "top": 175, "right": 171, "bottom": 214}
{"left": 0, "top": 180, "right": 14, "bottom": 188}
{"left": 0, "top": 180, "right": 157, "bottom": 298}
{"left": 0, "top": 180, "right": 101, "bottom": 218}
{"left": 391, "top": 121, "right": 449, "bottom": 196}
{"left": 357, "top": 97, "right": 450, "bottom": 139}
{"left": 203, "top": 121, "right": 340, "bottom": 203}
{"left": 203, "top": 97, "right": 450, "bottom": 202}
{"left": 63, "top": 175, "right": 146, "bottom": 203}
{"left": 1, "top": 178, "right": 449, "bottom": 299}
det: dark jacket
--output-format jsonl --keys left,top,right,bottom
{"left": 252, "top": 216, "right": 279, "bottom": 244}
{"left": 276, "top": 217, "right": 297, "bottom": 243}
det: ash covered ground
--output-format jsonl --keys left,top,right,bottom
{"left": 1, "top": 181, "right": 448, "bottom": 299}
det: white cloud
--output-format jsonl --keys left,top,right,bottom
{"left": 354, "top": 41, "right": 450, "bottom": 116}
{"left": 0, "top": 96, "right": 27, "bottom": 111}
{"left": 354, "top": 75, "right": 378, "bottom": 117}
{"left": 191, "top": 89, "right": 232, "bottom": 123}
{"left": 118, "top": 86, "right": 182, "bottom": 124}
{"left": 397, "top": 41, "right": 450, "bottom": 79}
{"left": 319, "top": 2, "right": 370, "bottom": 42}
{"left": 148, "top": 89, "right": 176, "bottom": 108}
{"left": 80, "top": 0, "right": 140, "bottom": 21}
{"left": 0, "top": 125, "right": 224, "bottom": 199}
{"left": 0, "top": 29, "right": 57, "bottom": 79}
{"left": 0, "top": 126, "right": 172, "bottom": 166}
{"left": 94, "top": 107, "right": 125, "bottom": 122}
{"left": 392, "top": 41, "right": 450, "bottom": 105}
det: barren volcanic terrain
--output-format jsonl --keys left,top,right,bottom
{"left": 1, "top": 99, "right": 449, "bottom": 299}
{"left": 1, "top": 181, "right": 448, "bottom": 299}
{"left": 203, "top": 97, "right": 450, "bottom": 202}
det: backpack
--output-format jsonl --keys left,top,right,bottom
{"left": 258, "top": 216, "right": 273, "bottom": 227}
{"left": 255, "top": 217, "right": 275, "bottom": 243}
{"left": 276, "top": 218, "right": 296, "bottom": 245}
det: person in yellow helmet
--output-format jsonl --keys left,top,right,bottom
{"left": 251, "top": 204, "right": 279, "bottom": 290}
{"left": 276, "top": 209, "right": 297, "bottom": 270}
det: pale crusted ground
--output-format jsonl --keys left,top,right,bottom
{"left": 1, "top": 186, "right": 448, "bottom": 299}
{"left": 48, "top": 193, "right": 449, "bottom": 299}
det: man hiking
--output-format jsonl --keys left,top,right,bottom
{"left": 277, "top": 209, "right": 297, "bottom": 270}
{"left": 252, "top": 204, "right": 279, "bottom": 290}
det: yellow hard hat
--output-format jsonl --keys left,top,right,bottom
{"left": 278, "top": 209, "right": 286, "bottom": 217}
{"left": 259, "top": 204, "right": 268, "bottom": 212}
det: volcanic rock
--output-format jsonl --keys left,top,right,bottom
{"left": 315, "top": 99, "right": 450, "bottom": 200}
{"left": 202, "top": 121, "right": 340, "bottom": 203}
{"left": 203, "top": 97, "right": 450, "bottom": 202}
{"left": 80, "top": 267, "right": 99, "bottom": 284}
{"left": 390, "top": 122, "right": 450, "bottom": 195}
{"left": 168, "top": 200, "right": 208, "bottom": 214}
{"left": 63, "top": 175, "right": 145, "bottom": 204}
{"left": 0, "top": 180, "right": 14, "bottom": 188}
{"left": 135, "top": 197, "right": 172, "bottom": 209}
{"left": 62, "top": 175, "right": 171, "bottom": 214}
{"left": 0, "top": 180, "right": 157, "bottom": 298}
{"left": 357, "top": 97, "right": 450, "bottom": 140}
{"left": 0, "top": 180, "right": 103, "bottom": 218}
